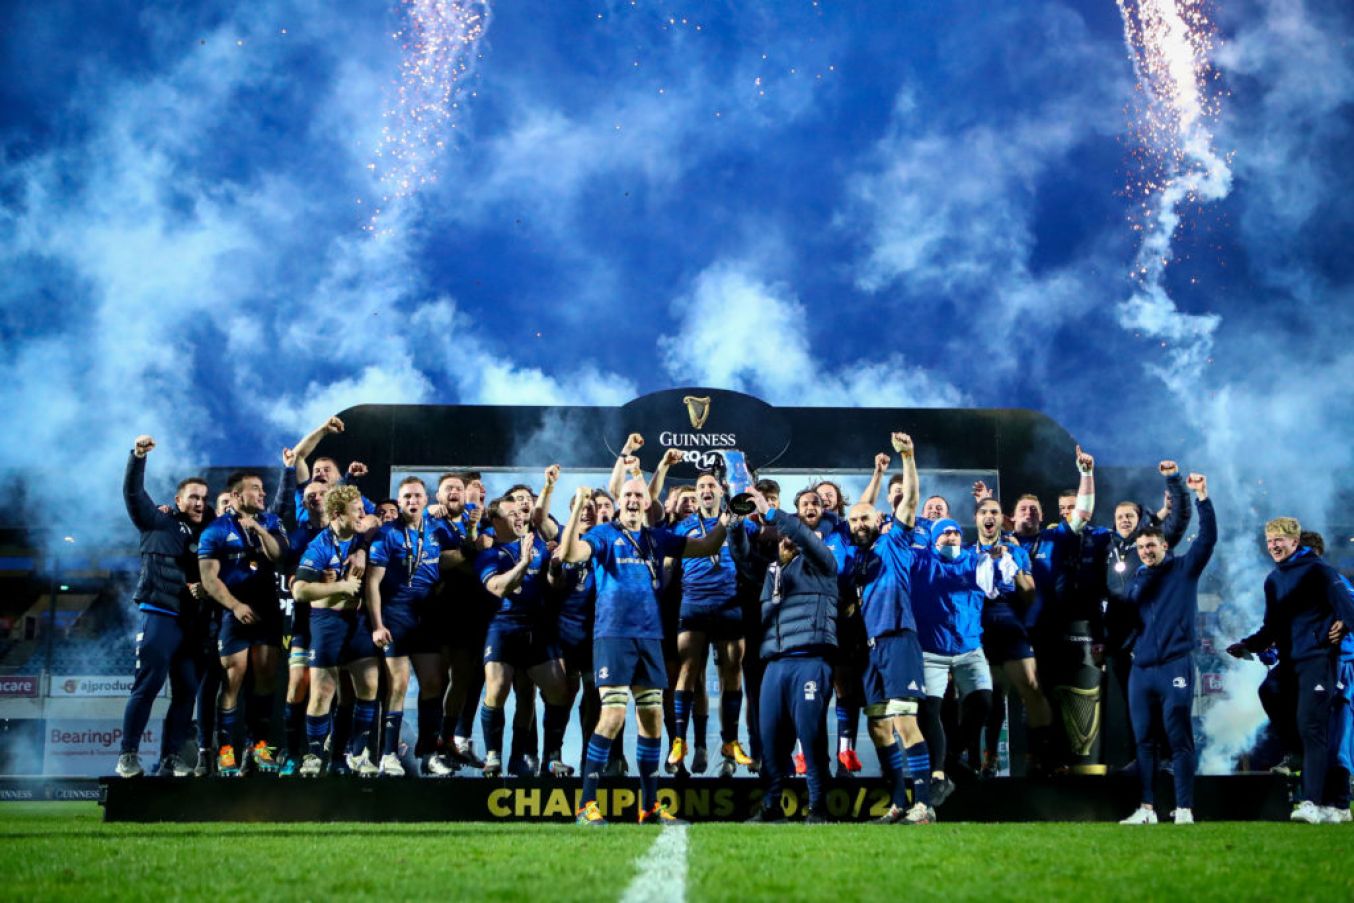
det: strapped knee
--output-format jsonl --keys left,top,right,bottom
{"left": 634, "top": 688, "right": 663, "bottom": 710}
{"left": 873, "top": 698, "right": 917, "bottom": 717}
{"left": 601, "top": 690, "right": 629, "bottom": 710}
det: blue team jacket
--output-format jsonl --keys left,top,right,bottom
{"left": 758, "top": 511, "right": 838, "bottom": 661}
{"left": 1126, "top": 496, "right": 1216, "bottom": 669}
{"left": 1242, "top": 547, "right": 1354, "bottom": 664}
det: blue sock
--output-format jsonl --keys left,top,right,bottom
{"left": 382, "top": 710, "right": 404, "bottom": 757}
{"left": 879, "top": 742, "right": 908, "bottom": 808}
{"left": 285, "top": 702, "right": 306, "bottom": 759}
{"left": 416, "top": 697, "right": 442, "bottom": 757}
{"left": 480, "top": 705, "right": 505, "bottom": 759}
{"left": 845, "top": 706, "right": 860, "bottom": 748}
{"left": 305, "top": 714, "right": 330, "bottom": 757}
{"left": 581, "top": 734, "right": 614, "bottom": 805}
{"left": 218, "top": 705, "right": 241, "bottom": 752}
{"left": 837, "top": 706, "right": 852, "bottom": 751}
{"left": 673, "top": 691, "right": 693, "bottom": 744}
{"left": 694, "top": 710, "right": 708, "bottom": 749}
{"left": 350, "top": 700, "right": 379, "bottom": 757}
{"left": 543, "top": 703, "right": 570, "bottom": 759}
{"left": 637, "top": 735, "right": 662, "bottom": 811}
{"left": 720, "top": 691, "right": 742, "bottom": 745}
{"left": 906, "top": 741, "right": 931, "bottom": 806}
{"left": 330, "top": 704, "right": 353, "bottom": 759}
{"left": 247, "top": 692, "right": 273, "bottom": 747}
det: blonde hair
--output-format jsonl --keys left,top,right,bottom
{"left": 1264, "top": 516, "right": 1301, "bottom": 539}
{"left": 324, "top": 484, "right": 364, "bottom": 522}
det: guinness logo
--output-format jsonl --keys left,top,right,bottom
{"left": 683, "top": 395, "right": 712, "bottom": 430}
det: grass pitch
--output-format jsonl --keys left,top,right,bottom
{"left": 3, "top": 803, "right": 1352, "bottom": 901}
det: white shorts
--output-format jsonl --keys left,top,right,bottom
{"left": 922, "top": 648, "right": 992, "bottom": 699}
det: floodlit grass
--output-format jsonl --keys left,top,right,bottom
{"left": 4, "top": 803, "right": 1353, "bottom": 901}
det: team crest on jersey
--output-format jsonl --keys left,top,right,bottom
{"left": 598, "top": 667, "right": 610, "bottom": 681}
{"left": 1172, "top": 676, "right": 1187, "bottom": 688}
{"left": 804, "top": 680, "right": 817, "bottom": 701}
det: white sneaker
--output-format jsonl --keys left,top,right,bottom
{"left": 346, "top": 749, "right": 379, "bottom": 777}
{"left": 482, "top": 749, "right": 502, "bottom": 778}
{"left": 1291, "top": 800, "right": 1324, "bottom": 824}
{"left": 299, "top": 754, "right": 324, "bottom": 777}
{"left": 1119, "top": 807, "right": 1158, "bottom": 825}
{"left": 1172, "top": 808, "right": 1194, "bottom": 824}
{"left": 422, "top": 753, "right": 457, "bottom": 776}
{"left": 115, "top": 753, "right": 143, "bottom": 778}
{"left": 902, "top": 802, "right": 936, "bottom": 825}
{"left": 379, "top": 752, "right": 405, "bottom": 777}
{"left": 1327, "top": 807, "right": 1352, "bottom": 823}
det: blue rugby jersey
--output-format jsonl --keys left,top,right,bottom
{"left": 369, "top": 516, "right": 445, "bottom": 607}
{"left": 477, "top": 534, "right": 550, "bottom": 625}
{"left": 295, "top": 527, "right": 360, "bottom": 584}
{"left": 198, "top": 510, "right": 287, "bottom": 608}
{"left": 675, "top": 513, "right": 754, "bottom": 611}
{"left": 584, "top": 522, "right": 686, "bottom": 640}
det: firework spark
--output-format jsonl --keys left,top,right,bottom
{"left": 1115, "top": 0, "right": 1230, "bottom": 382}
{"left": 364, "top": 0, "right": 492, "bottom": 233}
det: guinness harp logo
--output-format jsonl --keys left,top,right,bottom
{"left": 683, "top": 395, "right": 712, "bottom": 430}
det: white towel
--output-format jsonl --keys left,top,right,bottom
{"left": 977, "top": 552, "right": 1020, "bottom": 599}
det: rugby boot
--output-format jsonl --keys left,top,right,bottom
{"left": 250, "top": 741, "right": 280, "bottom": 774}
{"left": 576, "top": 800, "right": 608, "bottom": 826}
{"left": 217, "top": 745, "right": 241, "bottom": 777}
{"left": 639, "top": 803, "right": 688, "bottom": 826}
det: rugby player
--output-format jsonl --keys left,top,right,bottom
{"left": 292, "top": 485, "right": 382, "bottom": 776}
{"left": 560, "top": 478, "right": 729, "bottom": 825}
{"left": 365, "top": 477, "right": 453, "bottom": 776}
{"left": 669, "top": 472, "right": 757, "bottom": 776}
{"left": 476, "top": 472, "right": 573, "bottom": 779}
{"left": 198, "top": 470, "right": 288, "bottom": 775}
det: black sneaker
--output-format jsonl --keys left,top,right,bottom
{"left": 930, "top": 776, "right": 956, "bottom": 807}
{"left": 745, "top": 806, "right": 784, "bottom": 824}
{"left": 802, "top": 806, "right": 831, "bottom": 824}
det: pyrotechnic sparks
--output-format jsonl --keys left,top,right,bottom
{"left": 363, "top": 0, "right": 492, "bottom": 234}
{"left": 1115, "top": 0, "right": 1230, "bottom": 383}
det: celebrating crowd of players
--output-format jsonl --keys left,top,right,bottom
{"left": 115, "top": 416, "right": 1354, "bottom": 825}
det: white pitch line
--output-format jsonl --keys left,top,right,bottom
{"left": 619, "top": 824, "right": 689, "bottom": 903}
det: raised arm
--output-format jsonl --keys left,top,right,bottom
{"left": 292, "top": 415, "right": 345, "bottom": 485}
{"left": 534, "top": 465, "right": 561, "bottom": 540}
{"left": 271, "top": 447, "right": 298, "bottom": 521}
{"left": 560, "top": 487, "right": 595, "bottom": 564}
{"left": 892, "top": 433, "right": 919, "bottom": 528}
{"left": 1182, "top": 474, "right": 1216, "bottom": 578}
{"left": 609, "top": 434, "right": 644, "bottom": 498}
{"left": 860, "top": 453, "right": 890, "bottom": 507}
{"left": 1158, "top": 461, "right": 1191, "bottom": 546}
{"left": 123, "top": 436, "right": 164, "bottom": 531}
{"left": 1067, "top": 445, "right": 1096, "bottom": 531}
{"left": 649, "top": 449, "right": 684, "bottom": 507}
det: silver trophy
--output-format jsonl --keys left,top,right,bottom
{"left": 713, "top": 449, "right": 757, "bottom": 515}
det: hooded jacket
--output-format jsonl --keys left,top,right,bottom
{"left": 1241, "top": 547, "right": 1354, "bottom": 664}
